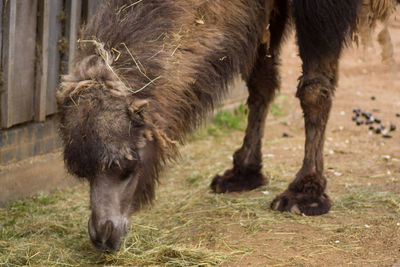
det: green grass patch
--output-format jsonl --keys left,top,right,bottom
{"left": 191, "top": 94, "right": 287, "bottom": 141}
{"left": 269, "top": 93, "right": 287, "bottom": 117}
{"left": 210, "top": 104, "right": 247, "bottom": 132}
{"left": 206, "top": 103, "right": 247, "bottom": 137}
{"left": 190, "top": 103, "right": 248, "bottom": 141}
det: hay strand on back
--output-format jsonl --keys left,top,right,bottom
{"left": 77, "top": 39, "right": 162, "bottom": 95}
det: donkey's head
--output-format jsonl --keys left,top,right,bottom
{"left": 57, "top": 57, "right": 165, "bottom": 252}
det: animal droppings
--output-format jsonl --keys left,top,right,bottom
{"left": 363, "top": 112, "right": 372, "bottom": 120}
{"left": 371, "top": 96, "right": 376, "bottom": 100}
{"left": 350, "top": 109, "right": 395, "bottom": 138}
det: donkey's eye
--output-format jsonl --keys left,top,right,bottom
{"left": 120, "top": 170, "right": 132, "bottom": 180}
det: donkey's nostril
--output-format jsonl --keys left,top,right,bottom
{"left": 101, "top": 220, "right": 114, "bottom": 243}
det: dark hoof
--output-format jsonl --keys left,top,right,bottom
{"left": 271, "top": 190, "right": 331, "bottom": 216}
{"left": 210, "top": 169, "right": 267, "bottom": 193}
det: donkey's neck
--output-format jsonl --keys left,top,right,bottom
{"left": 137, "top": 0, "right": 266, "bottom": 144}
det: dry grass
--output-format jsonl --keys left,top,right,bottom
{"left": 1, "top": 104, "right": 400, "bottom": 266}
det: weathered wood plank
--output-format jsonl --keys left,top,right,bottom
{"left": 35, "top": 0, "right": 48, "bottom": 121}
{"left": 1, "top": 0, "right": 16, "bottom": 128}
{"left": 0, "top": 0, "right": 3, "bottom": 125}
{"left": 1, "top": 0, "right": 38, "bottom": 128}
{"left": 66, "top": 0, "right": 82, "bottom": 73}
{"left": 0, "top": 0, "right": 3, "bottom": 87}
{"left": 45, "top": 0, "right": 63, "bottom": 116}
{"left": 36, "top": 0, "right": 63, "bottom": 120}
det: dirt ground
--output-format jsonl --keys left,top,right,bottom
{"left": 216, "top": 12, "right": 400, "bottom": 266}
{"left": 1, "top": 10, "right": 400, "bottom": 267}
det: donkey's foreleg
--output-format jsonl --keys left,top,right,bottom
{"left": 210, "top": 44, "right": 279, "bottom": 193}
{"left": 210, "top": 0, "right": 289, "bottom": 193}
{"left": 270, "top": 0, "right": 358, "bottom": 216}
{"left": 271, "top": 60, "right": 338, "bottom": 215}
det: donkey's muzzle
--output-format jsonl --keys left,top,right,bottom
{"left": 88, "top": 217, "right": 128, "bottom": 252}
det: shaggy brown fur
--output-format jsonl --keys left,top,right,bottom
{"left": 58, "top": 0, "right": 266, "bottom": 206}
{"left": 57, "top": 0, "right": 268, "bottom": 252}
{"left": 57, "top": 0, "right": 361, "bottom": 252}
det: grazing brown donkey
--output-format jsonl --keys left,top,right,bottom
{"left": 57, "top": 0, "right": 360, "bottom": 252}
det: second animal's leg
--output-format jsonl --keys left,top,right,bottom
{"left": 377, "top": 22, "right": 397, "bottom": 73}
{"left": 271, "top": 60, "right": 337, "bottom": 215}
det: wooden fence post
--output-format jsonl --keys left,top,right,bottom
{"left": 1, "top": 0, "right": 38, "bottom": 128}
{"left": 66, "top": 0, "right": 82, "bottom": 74}
{"left": 35, "top": 0, "right": 63, "bottom": 121}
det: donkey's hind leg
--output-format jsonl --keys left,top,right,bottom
{"left": 271, "top": 0, "right": 359, "bottom": 215}
{"left": 271, "top": 60, "right": 336, "bottom": 215}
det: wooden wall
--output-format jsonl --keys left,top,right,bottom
{"left": 0, "top": 1, "right": 245, "bottom": 129}
{"left": 0, "top": 0, "right": 99, "bottom": 129}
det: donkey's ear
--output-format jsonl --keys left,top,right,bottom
{"left": 128, "top": 99, "right": 149, "bottom": 124}
{"left": 128, "top": 99, "right": 149, "bottom": 115}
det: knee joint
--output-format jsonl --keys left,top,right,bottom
{"left": 296, "top": 78, "right": 333, "bottom": 108}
